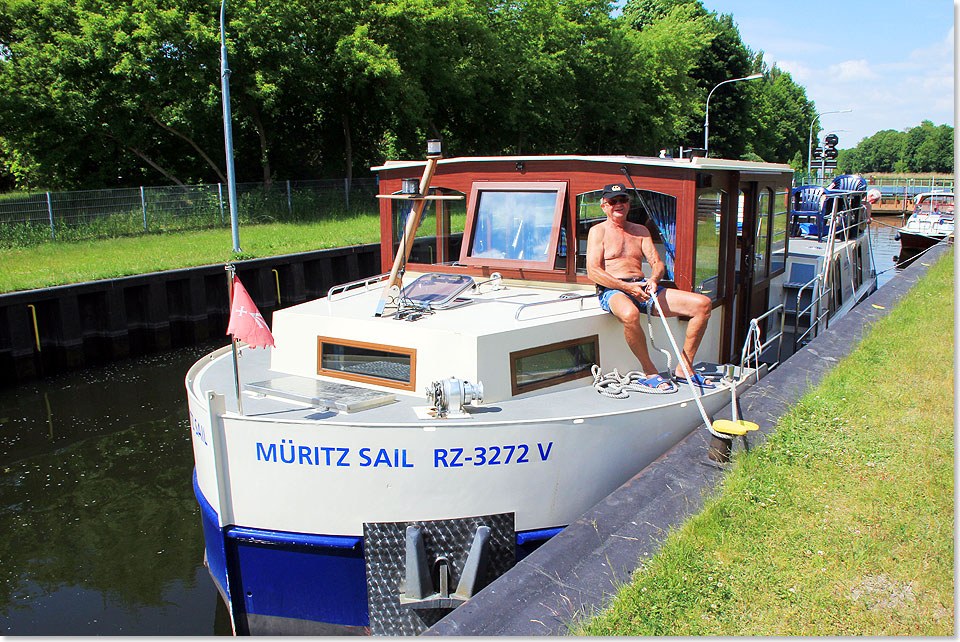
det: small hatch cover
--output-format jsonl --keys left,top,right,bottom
{"left": 245, "top": 375, "right": 395, "bottom": 412}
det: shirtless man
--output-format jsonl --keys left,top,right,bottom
{"left": 586, "top": 183, "right": 714, "bottom": 390}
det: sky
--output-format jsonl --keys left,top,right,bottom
{"left": 637, "top": 0, "right": 955, "bottom": 149}
{"left": 697, "top": 0, "right": 954, "bottom": 148}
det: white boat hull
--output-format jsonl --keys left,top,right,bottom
{"left": 188, "top": 348, "right": 756, "bottom": 538}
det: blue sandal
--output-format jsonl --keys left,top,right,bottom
{"left": 674, "top": 372, "right": 716, "bottom": 389}
{"left": 640, "top": 374, "right": 677, "bottom": 392}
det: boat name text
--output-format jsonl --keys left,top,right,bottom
{"left": 256, "top": 440, "right": 414, "bottom": 468}
{"left": 252, "top": 440, "right": 555, "bottom": 468}
{"left": 190, "top": 412, "right": 207, "bottom": 446}
{"left": 434, "top": 442, "right": 553, "bottom": 467}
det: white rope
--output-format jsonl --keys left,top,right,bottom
{"left": 740, "top": 318, "right": 762, "bottom": 376}
{"left": 591, "top": 365, "right": 677, "bottom": 397}
{"left": 645, "top": 295, "right": 729, "bottom": 440}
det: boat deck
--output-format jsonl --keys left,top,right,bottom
{"left": 189, "top": 343, "right": 749, "bottom": 427}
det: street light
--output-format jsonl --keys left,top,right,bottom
{"left": 807, "top": 109, "right": 852, "bottom": 176}
{"left": 703, "top": 73, "right": 763, "bottom": 157}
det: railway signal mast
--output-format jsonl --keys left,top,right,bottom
{"left": 814, "top": 133, "right": 840, "bottom": 179}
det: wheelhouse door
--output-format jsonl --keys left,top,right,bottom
{"left": 727, "top": 182, "right": 783, "bottom": 362}
{"left": 727, "top": 184, "right": 755, "bottom": 362}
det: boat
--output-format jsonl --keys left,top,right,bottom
{"left": 780, "top": 178, "right": 878, "bottom": 360}
{"left": 186, "top": 147, "right": 872, "bottom": 635}
{"left": 895, "top": 191, "right": 954, "bottom": 250}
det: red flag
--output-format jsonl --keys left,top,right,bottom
{"left": 226, "top": 276, "right": 276, "bottom": 348}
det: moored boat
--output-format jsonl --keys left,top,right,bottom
{"left": 895, "top": 191, "right": 954, "bottom": 250}
{"left": 186, "top": 147, "right": 873, "bottom": 635}
{"left": 780, "top": 179, "right": 877, "bottom": 359}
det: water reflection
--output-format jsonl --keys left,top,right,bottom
{"left": 870, "top": 215, "right": 917, "bottom": 288}
{"left": 0, "top": 341, "right": 231, "bottom": 635}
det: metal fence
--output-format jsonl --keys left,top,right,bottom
{"left": 796, "top": 173, "right": 953, "bottom": 194}
{"left": 794, "top": 174, "right": 954, "bottom": 214}
{"left": 0, "top": 178, "right": 380, "bottom": 246}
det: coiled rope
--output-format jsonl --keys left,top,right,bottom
{"left": 591, "top": 365, "right": 677, "bottom": 397}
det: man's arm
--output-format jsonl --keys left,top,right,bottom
{"left": 640, "top": 231, "right": 666, "bottom": 295}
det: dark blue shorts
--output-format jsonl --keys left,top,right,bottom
{"left": 598, "top": 279, "right": 665, "bottom": 313}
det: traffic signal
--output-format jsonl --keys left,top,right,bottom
{"left": 813, "top": 146, "right": 824, "bottom": 160}
{"left": 823, "top": 133, "right": 839, "bottom": 160}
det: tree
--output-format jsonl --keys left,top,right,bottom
{"left": 619, "top": 0, "right": 814, "bottom": 163}
{"left": 744, "top": 63, "right": 815, "bottom": 164}
{"left": 0, "top": 0, "right": 828, "bottom": 189}
{"left": 0, "top": 0, "right": 225, "bottom": 188}
{"left": 837, "top": 122, "right": 952, "bottom": 174}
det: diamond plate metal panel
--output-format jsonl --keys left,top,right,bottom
{"left": 364, "top": 513, "right": 515, "bottom": 636}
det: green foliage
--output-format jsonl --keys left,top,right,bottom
{"left": 788, "top": 149, "right": 803, "bottom": 173}
{"left": 747, "top": 64, "right": 816, "bottom": 165}
{"left": 838, "top": 121, "right": 953, "bottom": 174}
{"left": 0, "top": 0, "right": 818, "bottom": 189}
{"left": 621, "top": 0, "right": 815, "bottom": 163}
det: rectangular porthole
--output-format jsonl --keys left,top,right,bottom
{"left": 318, "top": 337, "right": 416, "bottom": 391}
{"left": 510, "top": 335, "right": 598, "bottom": 396}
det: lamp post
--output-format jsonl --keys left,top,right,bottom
{"left": 220, "top": 0, "right": 241, "bottom": 253}
{"left": 807, "top": 109, "right": 852, "bottom": 176}
{"left": 704, "top": 73, "right": 763, "bottom": 157}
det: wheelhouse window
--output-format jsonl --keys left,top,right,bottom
{"left": 574, "top": 188, "right": 675, "bottom": 281}
{"left": 392, "top": 187, "right": 466, "bottom": 266}
{"left": 754, "top": 188, "right": 772, "bottom": 280}
{"left": 695, "top": 189, "right": 725, "bottom": 300}
{"left": 458, "top": 182, "right": 566, "bottom": 270}
{"left": 771, "top": 188, "right": 789, "bottom": 274}
{"left": 318, "top": 337, "right": 416, "bottom": 391}
{"left": 510, "top": 336, "right": 599, "bottom": 395}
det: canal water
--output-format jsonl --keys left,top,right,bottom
{"left": 0, "top": 219, "right": 923, "bottom": 634}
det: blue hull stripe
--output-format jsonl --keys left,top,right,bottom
{"left": 226, "top": 526, "right": 362, "bottom": 550}
{"left": 193, "top": 470, "right": 229, "bottom": 599}
{"left": 516, "top": 526, "right": 565, "bottom": 545}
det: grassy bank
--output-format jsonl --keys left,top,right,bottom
{"left": 0, "top": 216, "right": 382, "bottom": 293}
{"left": 578, "top": 252, "right": 954, "bottom": 636}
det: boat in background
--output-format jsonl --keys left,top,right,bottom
{"left": 778, "top": 177, "right": 877, "bottom": 359}
{"left": 186, "top": 147, "right": 878, "bottom": 635}
{"left": 895, "top": 191, "right": 954, "bottom": 250}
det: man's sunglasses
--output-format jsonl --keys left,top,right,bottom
{"left": 606, "top": 196, "right": 630, "bottom": 205}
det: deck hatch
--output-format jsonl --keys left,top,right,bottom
{"left": 244, "top": 375, "right": 397, "bottom": 412}
{"left": 509, "top": 334, "right": 599, "bottom": 396}
{"left": 318, "top": 336, "right": 417, "bottom": 391}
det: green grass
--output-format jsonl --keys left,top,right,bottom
{"left": 0, "top": 216, "right": 383, "bottom": 293}
{"left": 577, "top": 252, "right": 954, "bottom": 636}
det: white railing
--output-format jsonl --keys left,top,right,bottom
{"left": 513, "top": 292, "right": 597, "bottom": 321}
{"left": 740, "top": 303, "right": 785, "bottom": 371}
{"left": 327, "top": 273, "right": 391, "bottom": 303}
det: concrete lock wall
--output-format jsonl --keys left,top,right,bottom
{"left": 0, "top": 244, "right": 381, "bottom": 386}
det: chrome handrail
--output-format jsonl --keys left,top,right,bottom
{"left": 740, "top": 302, "right": 785, "bottom": 371}
{"left": 327, "top": 273, "right": 390, "bottom": 302}
{"left": 514, "top": 292, "right": 598, "bottom": 321}
{"left": 792, "top": 273, "right": 821, "bottom": 350}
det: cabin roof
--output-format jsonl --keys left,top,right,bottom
{"left": 371, "top": 154, "right": 792, "bottom": 176}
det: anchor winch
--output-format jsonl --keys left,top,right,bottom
{"left": 426, "top": 377, "right": 484, "bottom": 417}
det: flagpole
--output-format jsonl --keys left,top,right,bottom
{"left": 225, "top": 264, "right": 244, "bottom": 415}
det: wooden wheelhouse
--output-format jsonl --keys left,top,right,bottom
{"left": 372, "top": 155, "right": 794, "bottom": 362}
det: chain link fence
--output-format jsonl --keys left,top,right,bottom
{"left": 0, "top": 178, "right": 380, "bottom": 248}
